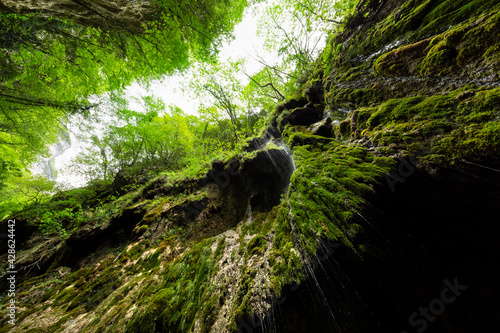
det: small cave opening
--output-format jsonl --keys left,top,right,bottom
{"left": 241, "top": 148, "right": 295, "bottom": 213}
{"left": 59, "top": 207, "right": 145, "bottom": 270}
{"left": 206, "top": 147, "right": 295, "bottom": 229}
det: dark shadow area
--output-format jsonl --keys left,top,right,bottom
{"left": 244, "top": 160, "right": 500, "bottom": 333}
{"left": 62, "top": 206, "right": 145, "bottom": 269}
{"left": 197, "top": 147, "right": 295, "bottom": 232}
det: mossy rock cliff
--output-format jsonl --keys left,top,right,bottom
{"left": 1, "top": 0, "right": 500, "bottom": 332}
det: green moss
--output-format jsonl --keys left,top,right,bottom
{"left": 67, "top": 268, "right": 122, "bottom": 311}
{"left": 282, "top": 125, "right": 334, "bottom": 147}
{"left": 10, "top": 2, "right": 500, "bottom": 332}
{"left": 246, "top": 235, "right": 266, "bottom": 258}
{"left": 338, "top": 86, "right": 500, "bottom": 165}
{"left": 337, "top": 62, "right": 371, "bottom": 82}
{"left": 233, "top": 268, "right": 257, "bottom": 319}
{"left": 343, "top": 0, "right": 500, "bottom": 62}
{"left": 127, "top": 243, "right": 143, "bottom": 260}
{"left": 373, "top": 38, "right": 431, "bottom": 76}
{"left": 373, "top": 7, "right": 500, "bottom": 77}
{"left": 135, "top": 224, "right": 149, "bottom": 235}
{"left": 141, "top": 197, "right": 173, "bottom": 223}
{"left": 53, "top": 286, "right": 78, "bottom": 306}
{"left": 325, "top": 87, "right": 383, "bottom": 108}
{"left": 243, "top": 209, "right": 277, "bottom": 236}
{"left": 124, "top": 238, "right": 222, "bottom": 332}
{"left": 214, "top": 237, "right": 226, "bottom": 259}
{"left": 238, "top": 234, "right": 247, "bottom": 256}
{"left": 267, "top": 136, "right": 393, "bottom": 295}
{"left": 145, "top": 250, "right": 162, "bottom": 270}
{"left": 66, "top": 267, "right": 92, "bottom": 282}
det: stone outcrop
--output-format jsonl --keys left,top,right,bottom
{"left": 1, "top": 0, "right": 155, "bottom": 33}
{"left": 1, "top": 1, "right": 500, "bottom": 332}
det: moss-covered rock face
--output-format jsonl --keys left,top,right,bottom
{"left": 323, "top": 0, "right": 500, "bottom": 110}
{"left": 373, "top": 7, "right": 500, "bottom": 76}
{"left": 2, "top": 0, "right": 500, "bottom": 332}
{"left": 320, "top": 0, "right": 500, "bottom": 169}
{"left": 0, "top": 141, "right": 298, "bottom": 333}
{"left": 339, "top": 86, "right": 500, "bottom": 165}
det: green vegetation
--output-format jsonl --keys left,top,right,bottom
{"left": 338, "top": 87, "right": 500, "bottom": 165}
{"left": 1, "top": 0, "right": 499, "bottom": 332}
{"left": 373, "top": 7, "right": 500, "bottom": 76}
{"left": 269, "top": 137, "right": 393, "bottom": 291}
{"left": 0, "top": 0, "right": 248, "bottom": 197}
{"left": 333, "top": 0, "right": 500, "bottom": 62}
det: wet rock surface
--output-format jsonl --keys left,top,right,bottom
{"left": 3, "top": 0, "right": 500, "bottom": 332}
{"left": 252, "top": 162, "right": 500, "bottom": 333}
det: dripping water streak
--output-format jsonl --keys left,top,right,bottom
{"left": 286, "top": 187, "right": 341, "bottom": 332}
{"left": 355, "top": 211, "right": 414, "bottom": 266}
{"left": 462, "top": 159, "right": 500, "bottom": 173}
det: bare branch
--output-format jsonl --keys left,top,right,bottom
{"left": 243, "top": 72, "right": 285, "bottom": 101}
{"left": 295, "top": 0, "right": 342, "bottom": 24}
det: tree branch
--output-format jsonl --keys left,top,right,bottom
{"left": 243, "top": 72, "right": 285, "bottom": 101}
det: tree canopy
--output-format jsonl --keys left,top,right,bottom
{"left": 0, "top": 0, "right": 360, "bottom": 220}
{"left": 0, "top": 0, "right": 248, "bottom": 188}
